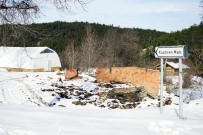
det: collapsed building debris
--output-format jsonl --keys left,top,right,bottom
{"left": 40, "top": 67, "right": 161, "bottom": 109}
{"left": 65, "top": 69, "right": 79, "bottom": 80}
{"left": 96, "top": 67, "right": 160, "bottom": 98}
{"left": 41, "top": 80, "right": 153, "bottom": 109}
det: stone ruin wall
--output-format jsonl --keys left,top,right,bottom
{"left": 96, "top": 67, "right": 160, "bottom": 98}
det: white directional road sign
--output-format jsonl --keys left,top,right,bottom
{"left": 155, "top": 45, "right": 188, "bottom": 119}
{"left": 155, "top": 45, "right": 188, "bottom": 58}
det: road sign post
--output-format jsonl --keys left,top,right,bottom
{"left": 179, "top": 58, "right": 183, "bottom": 119}
{"left": 155, "top": 45, "right": 188, "bottom": 119}
{"left": 160, "top": 58, "right": 163, "bottom": 115}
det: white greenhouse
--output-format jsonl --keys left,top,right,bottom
{"left": 0, "top": 46, "right": 61, "bottom": 72}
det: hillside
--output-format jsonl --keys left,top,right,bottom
{"left": 149, "top": 22, "right": 203, "bottom": 73}
{"left": 0, "top": 21, "right": 166, "bottom": 68}
{"left": 0, "top": 21, "right": 166, "bottom": 51}
{"left": 0, "top": 21, "right": 202, "bottom": 73}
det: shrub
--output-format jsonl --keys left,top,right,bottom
{"left": 183, "top": 73, "right": 192, "bottom": 88}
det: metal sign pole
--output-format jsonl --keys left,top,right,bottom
{"left": 160, "top": 58, "right": 164, "bottom": 115}
{"left": 179, "top": 58, "right": 183, "bottom": 119}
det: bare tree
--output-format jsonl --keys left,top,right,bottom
{"left": 63, "top": 40, "right": 79, "bottom": 69}
{"left": 80, "top": 25, "right": 101, "bottom": 71}
{"left": 0, "top": 0, "right": 91, "bottom": 24}
{"left": 0, "top": 0, "right": 91, "bottom": 46}
{"left": 0, "top": 0, "right": 38, "bottom": 24}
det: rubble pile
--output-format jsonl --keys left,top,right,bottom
{"left": 42, "top": 80, "right": 148, "bottom": 109}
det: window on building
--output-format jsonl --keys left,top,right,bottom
{"left": 40, "top": 48, "right": 54, "bottom": 54}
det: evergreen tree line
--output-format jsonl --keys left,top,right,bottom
{"left": 0, "top": 21, "right": 165, "bottom": 70}
{"left": 0, "top": 21, "right": 202, "bottom": 73}
{"left": 143, "top": 22, "right": 203, "bottom": 73}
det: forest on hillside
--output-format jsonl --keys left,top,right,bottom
{"left": 0, "top": 21, "right": 166, "bottom": 68}
{"left": 149, "top": 22, "right": 203, "bottom": 73}
{"left": 0, "top": 21, "right": 202, "bottom": 74}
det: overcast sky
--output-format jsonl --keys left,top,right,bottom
{"left": 36, "top": 0, "right": 202, "bottom": 32}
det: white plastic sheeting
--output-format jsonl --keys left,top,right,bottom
{"left": 0, "top": 46, "right": 61, "bottom": 71}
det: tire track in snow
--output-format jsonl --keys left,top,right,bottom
{"left": 0, "top": 81, "right": 23, "bottom": 104}
{"left": 15, "top": 80, "right": 48, "bottom": 106}
{"left": 0, "top": 72, "right": 48, "bottom": 106}
{"left": 0, "top": 73, "right": 32, "bottom": 104}
{"left": 0, "top": 79, "right": 46, "bottom": 105}
{"left": 0, "top": 88, "right": 6, "bottom": 102}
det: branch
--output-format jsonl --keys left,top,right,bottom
{"left": 1, "top": 5, "right": 38, "bottom": 10}
{"left": 0, "top": 1, "right": 39, "bottom": 11}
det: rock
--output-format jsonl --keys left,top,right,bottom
{"left": 84, "top": 92, "right": 94, "bottom": 98}
{"left": 87, "top": 100, "right": 96, "bottom": 104}
{"left": 51, "top": 82, "right": 64, "bottom": 88}
{"left": 111, "top": 100, "right": 118, "bottom": 103}
{"left": 72, "top": 100, "right": 87, "bottom": 106}
{"left": 98, "top": 83, "right": 113, "bottom": 88}
{"left": 107, "top": 87, "right": 147, "bottom": 104}
{"left": 78, "top": 96, "right": 85, "bottom": 100}
{"left": 119, "top": 98, "right": 126, "bottom": 104}
{"left": 72, "top": 90, "right": 81, "bottom": 96}
{"left": 120, "top": 103, "right": 138, "bottom": 109}
{"left": 157, "top": 97, "right": 172, "bottom": 107}
{"left": 97, "top": 97, "right": 106, "bottom": 105}
{"left": 48, "top": 102, "right": 56, "bottom": 107}
{"left": 97, "top": 91, "right": 107, "bottom": 97}
{"left": 137, "top": 86, "right": 147, "bottom": 98}
{"left": 65, "top": 69, "right": 78, "bottom": 80}
{"left": 58, "top": 105, "right": 66, "bottom": 107}
{"left": 164, "top": 97, "right": 172, "bottom": 105}
{"left": 110, "top": 81, "right": 124, "bottom": 84}
{"left": 99, "top": 105, "right": 106, "bottom": 108}
{"left": 123, "top": 104, "right": 134, "bottom": 109}
{"left": 56, "top": 92, "right": 69, "bottom": 99}
{"left": 42, "top": 89, "right": 54, "bottom": 92}
{"left": 107, "top": 101, "right": 119, "bottom": 109}
{"left": 96, "top": 91, "right": 107, "bottom": 105}
{"left": 108, "top": 87, "right": 136, "bottom": 96}
{"left": 104, "top": 83, "right": 114, "bottom": 88}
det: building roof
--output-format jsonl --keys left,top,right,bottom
{"left": 166, "top": 62, "right": 189, "bottom": 69}
{"left": 155, "top": 61, "right": 190, "bottom": 70}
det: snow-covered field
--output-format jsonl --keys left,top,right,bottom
{"left": 0, "top": 69, "right": 203, "bottom": 135}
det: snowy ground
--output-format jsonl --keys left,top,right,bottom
{"left": 0, "top": 100, "right": 203, "bottom": 135}
{"left": 0, "top": 69, "right": 203, "bottom": 135}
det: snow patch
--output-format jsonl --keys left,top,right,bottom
{"left": 82, "top": 82, "right": 98, "bottom": 92}
{"left": 0, "top": 68, "right": 8, "bottom": 72}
